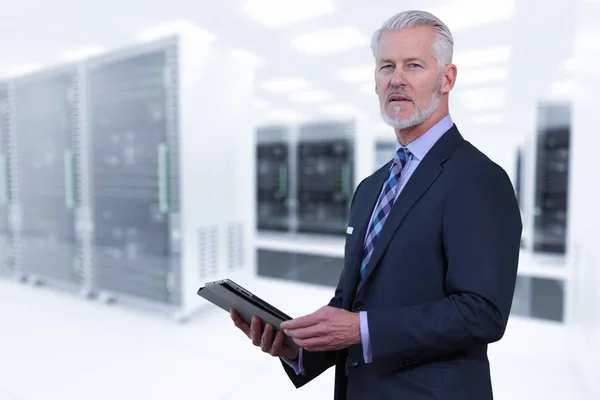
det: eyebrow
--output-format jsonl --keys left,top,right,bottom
{"left": 378, "top": 57, "right": 426, "bottom": 65}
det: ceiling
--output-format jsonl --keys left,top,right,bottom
{"left": 0, "top": 0, "right": 579, "bottom": 132}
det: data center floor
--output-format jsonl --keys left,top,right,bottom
{"left": 0, "top": 276, "right": 589, "bottom": 400}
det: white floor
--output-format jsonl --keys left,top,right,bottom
{"left": 0, "top": 276, "right": 590, "bottom": 400}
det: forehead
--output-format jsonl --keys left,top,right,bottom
{"left": 376, "top": 27, "right": 436, "bottom": 61}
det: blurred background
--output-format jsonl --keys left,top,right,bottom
{"left": 0, "top": 0, "right": 598, "bottom": 399}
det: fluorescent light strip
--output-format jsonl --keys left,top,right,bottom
{"left": 548, "top": 79, "right": 574, "bottom": 98}
{"left": 262, "top": 108, "right": 304, "bottom": 122}
{"left": 458, "top": 86, "right": 508, "bottom": 111}
{"left": 453, "top": 46, "right": 511, "bottom": 68}
{"left": 320, "top": 102, "right": 359, "bottom": 116}
{"left": 291, "top": 26, "right": 368, "bottom": 55}
{"left": 137, "top": 20, "right": 215, "bottom": 42}
{"left": 456, "top": 67, "right": 509, "bottom": 85}
{"left": 228, "top": 48, "right": 264, "bottom": 67}
{"left": 338, "top": 66, "right": 374, "bottom": 82}
{"left": 260, "top": 77, "right": 309, "bottom": 92}
{"left": 430, "top": 0, "right": 516, "bottom": 30}
{"left": 241, "top": 0, "right": 335, "bottom": 28}
{"left": 289, "top": 90, "right": 333, "bottom": 103}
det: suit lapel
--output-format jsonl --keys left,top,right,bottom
{"left": 342, "top": 162, "right": 390, "bottom": 308}
{"left": 355, "top": 125, "right": 464, "bottom": 294}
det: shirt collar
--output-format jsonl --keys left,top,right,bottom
{"left": 397, "top": 114, "right": 453, "bottom": 161}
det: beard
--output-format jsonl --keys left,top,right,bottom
{"left": 380, "top": 74, "right": 443, "bottom": 130}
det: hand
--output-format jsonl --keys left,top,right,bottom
{"left": 230, "top": 309, "right": 299, "bottom": 361}
{"left": 280, "top": 306, "right": 361, "bottom": 352}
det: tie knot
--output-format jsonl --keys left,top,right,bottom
{"left": 395, "top": 147, "right": 411, "bottom": 167}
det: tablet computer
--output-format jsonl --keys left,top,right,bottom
{"left": 197, "top": 279, "right": 299, "bottom": 349}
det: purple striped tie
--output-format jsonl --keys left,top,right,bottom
{"left": 360, "top": 148, "right": 411, "bottom": 279}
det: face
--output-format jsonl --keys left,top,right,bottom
{"left": 374, "top": 27, "right": 448, "bottom": 130}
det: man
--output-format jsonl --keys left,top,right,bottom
{"left": 231, "top": 9, "right": 522, "bottom": 400}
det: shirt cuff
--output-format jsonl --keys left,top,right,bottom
{"left": 360, "top": 311, "right": 373, "bottom": 363}
{"left": 281, "top": 348, "right": 305, "bottom": 375}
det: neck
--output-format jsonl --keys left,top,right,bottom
{"left": 394, "top": 103, "right": 449, "bottom": 146}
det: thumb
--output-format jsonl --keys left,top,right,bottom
{"left": 281, "top": 311, "right": 320, "bottom": 330}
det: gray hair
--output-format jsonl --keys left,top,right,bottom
{"left": 370, "top": 10, "right": 454, "bottom": 70}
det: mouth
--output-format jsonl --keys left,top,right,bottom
{"left": 387, "top": 95, "right": 412, "bottom": 103}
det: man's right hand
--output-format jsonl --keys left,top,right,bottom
{"left": 230, "top": 308, "right": 299, "bottom": 361}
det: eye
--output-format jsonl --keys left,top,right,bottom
{"left": 380, "top": 64, "right": 392, "bottom": 70}
{"left": 408, "top": 63, "right": 421, "bottom": 68}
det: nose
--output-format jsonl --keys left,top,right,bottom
{"left": 390, "top": 68, "right": 407, "bottom": 87}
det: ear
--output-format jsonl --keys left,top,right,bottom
{"left": 442, "top": 64, "right": 457, "bottom": 93}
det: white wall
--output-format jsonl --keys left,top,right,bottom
{"left": 567, "top": 0, "right": 600, "bottom": 396}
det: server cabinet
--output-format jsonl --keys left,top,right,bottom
{"left": 533, "top": 103, "right": 570, "bottom": 254}
{"left": 0, "top": 82, "right": 13, "bottom": 276}
{"left": 84, "top": 31, "right": 257, "bottom": 319}
{"left": 296, "top": 121, "right": 354, "bottom": 235}
{"left": 256, "top": 126, "right": 291, "bottom": 232}
{"left": 11, "top": 66, "right": 83, "bottom": 288}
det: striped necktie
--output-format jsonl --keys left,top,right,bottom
{"left": 360, "top": 147, "right": 411, "bottom": 279}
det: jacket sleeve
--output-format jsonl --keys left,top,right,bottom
{"left": 366, "top": 162, "right": 523, "bottom": 366}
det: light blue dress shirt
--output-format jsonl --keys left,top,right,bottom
{"left": 284, "top": 114, "right": 454, "bottom": 373}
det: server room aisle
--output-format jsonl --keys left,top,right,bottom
{"left": 0, "top": 277, "right": 588, "bottom": 400}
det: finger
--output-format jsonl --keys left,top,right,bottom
{"left": 280, "top": 311, "right": 321, "bottom": 331}
{"left": 296, "top": 336, "right": 331, "bottom": 352}
{"left": 260, "top": 323, "right": 274, "bottom": 352}
{"left": 271, "top": 330, "right": 287, "bottom": 356}
{"left": 250, "top": 315, "right": 263, "bottom": 346}
{"left": 230, "top": 309, "right": 250, "bottom": 336}
{"left": 285, "top": 323, "right": 324, "bottom": 340}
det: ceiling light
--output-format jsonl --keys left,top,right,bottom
{"left": 456, "top": 67, "right": 509, "bottom": 85}
{"left": 242, "top": 0, "right": 335, "bottom": 28}
{"left": 137, "top": 20, "right": 215, "bottom": 42}
{"left": 453, "top": 46, "right": 511, "bottom": 68}
{"left": 548, "top": 79, "right": 574, "bottom": 99}
{"left": 62, "top": 45, "right": 106, "bottom": 62}
{"left": 291, "top": 26, "right": 368, "bottom": 55}
{"left": 320, "top": 102, "right": 360, "bottom": 116}
{"left": 262, "top": 108, "right": 304, "bottom": 122}
{"left": 458, "top": 86, "right": 508, "bottom": 111}
{"left": 430, "top": 0, "right": 516, "bottom": 30}
{"left": 228, "top": 48, "right": 264, "bottom": 67}
{"left": 260, "top": 77, "right": 309, "bottom": 92}
{"left": 338, "top": 66, "right": 374, "bottom": 82}
{"left": 289, "top": 90, "right": 333, "bottom": 103}
{"left": 254, "top": 98, "right": 270, "bottom": 110}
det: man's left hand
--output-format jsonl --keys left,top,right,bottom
{"left": 280, "top": 306, "right": 361, "bottom": 352}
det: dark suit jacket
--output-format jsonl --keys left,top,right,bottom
{"left": 282, "top": 124, "right": 523, "bottom": 400}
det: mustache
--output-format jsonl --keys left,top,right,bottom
{"left": 385, "top": 88, "right": 413, "bottom": 102}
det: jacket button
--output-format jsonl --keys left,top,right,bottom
{"left": 349, "top": 358, "right": 359, "bottom": 368}
{"left": 353, "top": 301, "right": 363, "bottom": 310}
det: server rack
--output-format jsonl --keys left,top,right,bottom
{"left": 533, "top": 103, "right": 571, "bottom": 254}
{"left": 296, "top": 121, "right": 354, "bottom": 236}
{"left": 10, "top": 65, "right": 85, "bottom": 290}
{"left": 0, "top": 81, "right": 13, "bottom": 277}
{"left": 256, "top": 126, "right": 291, "bottom": 232}
{"left": 255, "top": 118, "right": 375, "bottom": 286}
{"left": 84, "top": 31, "right": 257, "bottom": 320}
